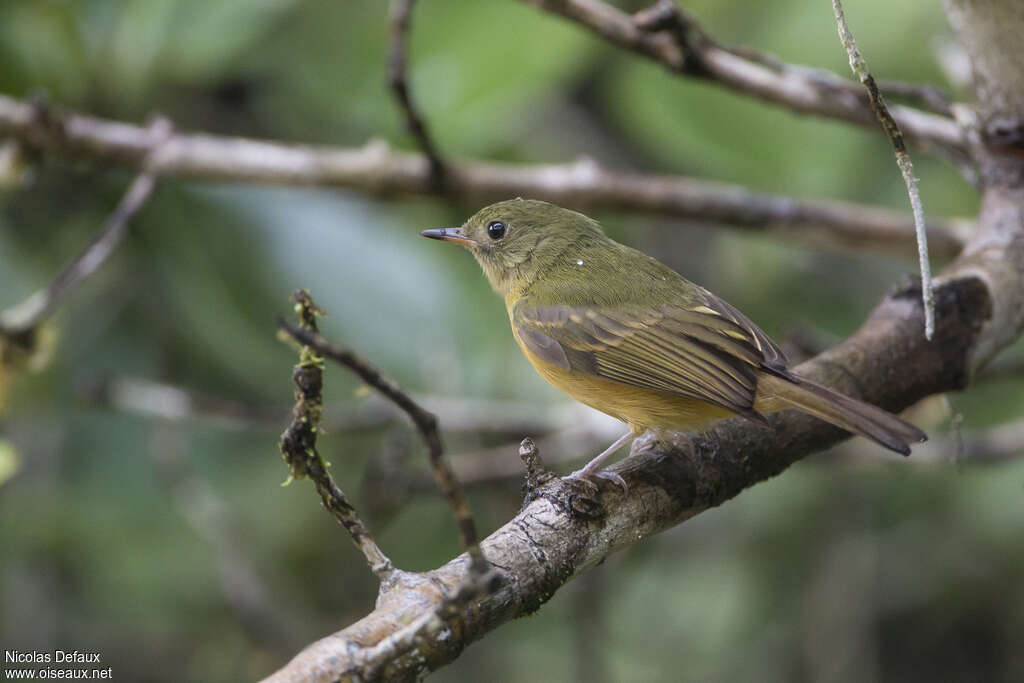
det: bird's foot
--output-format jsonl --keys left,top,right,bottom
{"left": 562, "top": 467, "right": 628, "bottom": 494}
{"left": 561, "top": 430, "right": 633, "bottom": 494}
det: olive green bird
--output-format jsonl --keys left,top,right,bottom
{"left": 422, "top": 199, "right": 926, "bottom": 486}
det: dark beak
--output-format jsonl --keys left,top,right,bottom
{"left": 420, "top": 227, "right": 475, "bottom": 247}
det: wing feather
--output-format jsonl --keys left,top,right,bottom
{"left": 696, "top": 289, "right": 787, "bottom": 370}
{"left": 514, "top": 296, "right": 783, "bottom": 417}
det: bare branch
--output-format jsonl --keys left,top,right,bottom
{"left": 520, "top": 0, "right": 966, "bottom": 154}
{"left": 387, "top": 0, "right": 445, "bottom": 187}
{"left": 0, "top": 115, "right": 170, "bottom": 339}
{"left": 278, "top": 291, "right": 394, "bottom": 580}
{"left": 279, "top": 317, "right": 488, "bottom": 575}
{"left": 832, "top": 0, "right": 935, "bottom": 340}
{"left": 0, "top": 94, "right": 969, "bottom": 260}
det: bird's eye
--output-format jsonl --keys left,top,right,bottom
{"left": 487, "top": 221, "right": 506, "bottom": 240}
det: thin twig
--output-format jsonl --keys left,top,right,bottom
{"left": 387, "top": 0, "right": 445, "bottom": 188}
{"left": 518, "top": 437, "right": 557, "bottom": 494}
{"left": 0, "top": 116, "right": 171, "bottom": 339}
{"left": 520, "top": 0, "right": 965, "bottom": 154}
{"left": 279, "top": 316, "right": 489, "bottom": 576}
{"left": 832, "top": 0, "right": 935, "bottom": 340}
{"left": 278, "top": 291, "right": 394, "bottom": 580}
{"left": 0, "top": 94, "right": 969, "bottom": 260}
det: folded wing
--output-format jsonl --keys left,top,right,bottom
{"left": 513, "top": 292, "right": 788, "bottom": 423}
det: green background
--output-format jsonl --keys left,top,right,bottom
{"left": 1, "top": 1, "right": 1022, "bottom": 681}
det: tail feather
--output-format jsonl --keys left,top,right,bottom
{"left": 756, "top": 373, "right": 927, "bottom": 456}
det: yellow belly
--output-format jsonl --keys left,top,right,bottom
{"left": 512, "top": 328, "right": 736, "bottom": 434}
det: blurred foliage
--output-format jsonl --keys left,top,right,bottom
{"left": 0, "top": 1, "right": 1021, "bottom": 682}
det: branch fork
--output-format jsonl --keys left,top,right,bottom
{"left": 275, "top": 290, "right": 508, "bottom": 677}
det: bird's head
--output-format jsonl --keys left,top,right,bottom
{"left": 421, "top": 198, "right": 604, "bottom": 298}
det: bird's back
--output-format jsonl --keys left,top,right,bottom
{"left": 517, "top": 235, "right": 704, "bottom": 310}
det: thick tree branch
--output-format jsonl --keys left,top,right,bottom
{"left": 945, "top": 0, "right": 1024, "bottom": 158}
{"left": 0, "top": 94, "right": 968, "bottom": 259}
{"left": 522, "top": 0, "right": 967, "bottom": 155}
{"left": 944, "top": 1, "right": 1024, "bottom": 368}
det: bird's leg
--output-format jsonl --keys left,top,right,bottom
{"left": 629, "top": 429, "right": 661, "bottom": 456}
{"left": 564, "top": 431, "right": 634, "bottom": 492}
{"left": 573, "top": 431, "right": 634, "bottom": 475}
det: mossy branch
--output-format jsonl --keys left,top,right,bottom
{"left": 278, "top": 290, "right": 394, "bottom": 579}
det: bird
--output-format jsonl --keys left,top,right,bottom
{"left": 421, "top": 199, "right": 926, "bottom": 487}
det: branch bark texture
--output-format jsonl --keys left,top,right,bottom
{"left": 945, "top": 0, "right": 1024, "bottom": 157}
{"left": 944, "top": 0, "right": 1024, "bottom": 369}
